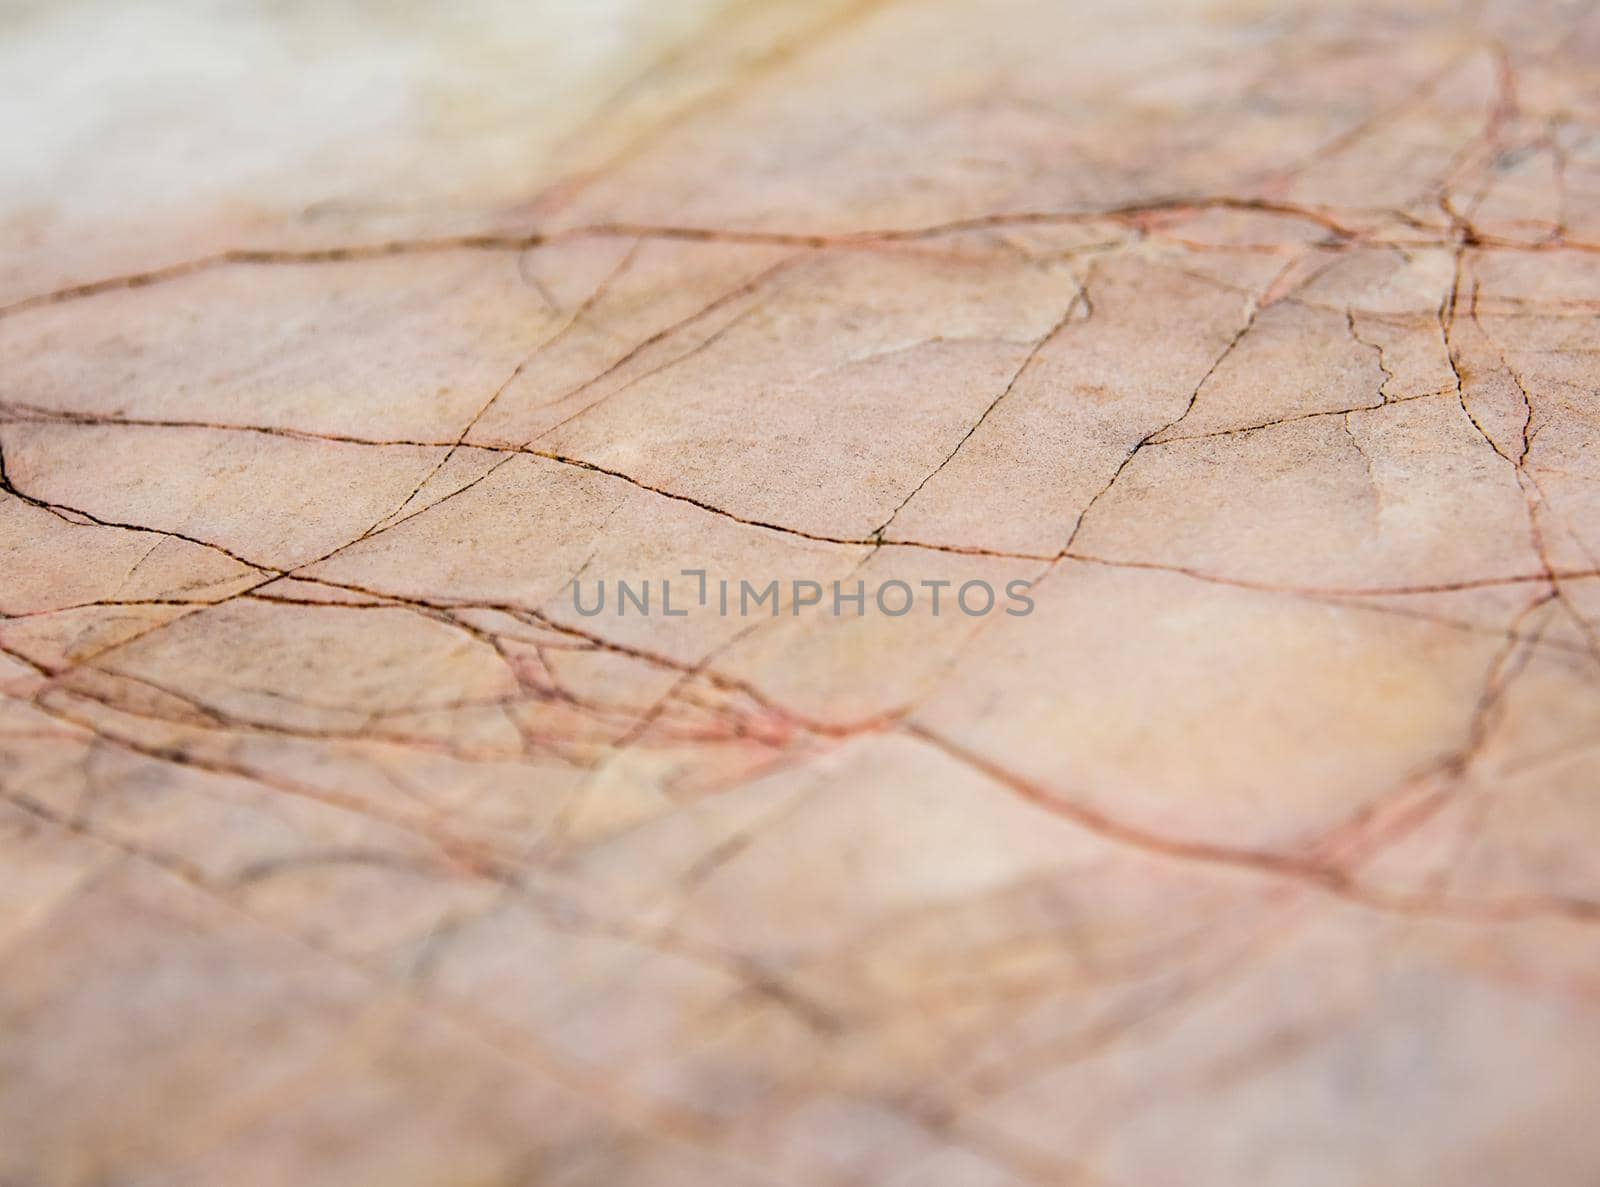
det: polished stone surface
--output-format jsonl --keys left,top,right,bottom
{"left": 4, "top": 1, "right": 1600, "bottom": 1183}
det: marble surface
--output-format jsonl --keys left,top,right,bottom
{"left": 3, "top": 0, "right": 1600, "bottom": 1183}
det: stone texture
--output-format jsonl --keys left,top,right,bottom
{"left": 4, "top": 0, "right": 1600, "bottom": 1184}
